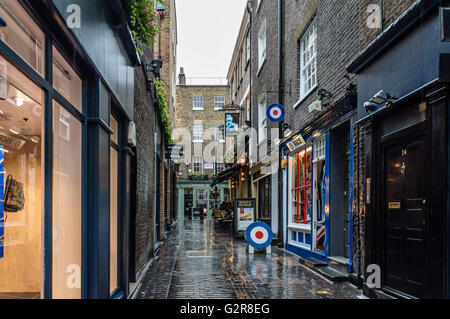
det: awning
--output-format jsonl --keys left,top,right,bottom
{"left": 210, "top": 164, "right": 240, "bottom": 188}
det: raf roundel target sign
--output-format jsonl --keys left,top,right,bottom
{"left": 245, "top": 222, "right": 273, "bottom": 249}
{"left": 267, "top": 104, "right": 285, "bottom": 122}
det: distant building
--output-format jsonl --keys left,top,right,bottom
{"left": 175, "top": 69, "right": 230, "bottom": 219}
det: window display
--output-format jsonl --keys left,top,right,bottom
{"left": 52, "top": 101, "right": 82, "bottom": 299}
{"left": 0, "top": 54, "right": 44, "bottom": 298}
{"left": 291, "top": 147, "right": 312, "bottom": 225}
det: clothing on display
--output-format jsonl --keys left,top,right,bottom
{"left": 4, "top": 174, "right": 25, "bottom": 213}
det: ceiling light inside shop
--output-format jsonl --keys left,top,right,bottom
{"left": 9, "top": 128, "right": 19, "bottom": 135}
{"left": 14, "top": 96, "right": 24, "bottom": 107}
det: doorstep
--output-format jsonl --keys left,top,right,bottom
{"left": 298, "top": 255, "right": 350, "bottom": 283}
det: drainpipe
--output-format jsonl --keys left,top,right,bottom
{"left": 357, "top": 125, "right": 362, "bottom": 289}
{"left": 277, "top": 0, "right": 284, "bottom": 247}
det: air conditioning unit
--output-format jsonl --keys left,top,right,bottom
{"left": 308, "top": 100, "right": 322, "bottom": 113}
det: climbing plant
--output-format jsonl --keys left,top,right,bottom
{"left": 129, "top": 0, "right": 164, "bottom": 55}
{"left": 155, "top": 79, "right": 173, "bottom": 144}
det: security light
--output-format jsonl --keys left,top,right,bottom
{"left": 370, "top": 90, "right": 388, "bottom": 105}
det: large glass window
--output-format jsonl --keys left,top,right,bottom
{"left": 52, "top": 101, "right": 82, "bottom": 298}
{"left": 53, "top": 47, "right": 82, "bottom": 112}
{"left": 110, "top": 116, "right": 118, "bottom": 294}
{"left": 192, "top": 95, "right": 203, "bottom": 110}
{"left": 0, "top": 1, "right": 45, "bottom": 76}
{"left": 258, "top": 19, "right": 266, "bottom": 70}
{"left": 312, "top": 137, "right": 326, "bottom": 252}
{"left": 258, "top": 94, "right": 267, "bottom": 143}
{"left": 193, "top": 124, "right": 204, "bottom": 141}
{"left": 291, "top": 147, "right": 312, "bottom": 225}
{"left": 0, "top": 54, "right": 44, "bottom": 298}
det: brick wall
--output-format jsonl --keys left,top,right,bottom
{"left": 175, "top": 85, "right": 230, "bottom": 179}
{"left": 250, "top": 0, "right": 279, "bottom": 150}
{"left": 283, "top": 0, "right": 359, "bottom": 132}
{"left": 134, "top": 43, "right": 157, "bottom": 276}
{"left": 358, "top": 0, "right": 417, "bottom": 49}
{"left": 154, "top": 0, "right": 177, "bottom": 129}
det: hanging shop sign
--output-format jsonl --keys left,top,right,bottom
{"left": 245, "top": 221, "right": 273, "bottom": 250}
{"left": 0, "top": 132, "right": 26, "bottom": 150}
{"left": 225, "top": 113, "right": 239, "bottom": 137}
{"left": 286, "top": 134, "right": 306, "bottom": 152}
{"left": 267, "top": 104, "right": 285, "bottom": 122}
{"left": 234, "top": 198, "right": 255, "bottom": 232}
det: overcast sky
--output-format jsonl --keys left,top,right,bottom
{"left": 176, "top": 0, "right": 247, "bottom": 84}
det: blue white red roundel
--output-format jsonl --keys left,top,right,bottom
{"left": 245, "top": 222, "right": 273, "bottom": 249}
{"left": 267, "top": 104, "right": 285, "bottom": 122}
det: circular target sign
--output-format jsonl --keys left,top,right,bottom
{"left": 245, "top": 222, "right": 273, "bottom": 249}
{"left": 267, "top": 104, "right": 285, "bottom": 122}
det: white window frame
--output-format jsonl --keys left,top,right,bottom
{"left": 258, "top": 93, "right": 267, "bottom": 144}
{"left": 256, "top": 0, "right": 262, "bottom": 11}
{"left": 214, "top": 95, "right": 225, "bottom": 110}
{"left": 313, "top": 136, "right": 326, "bottom": 162}
{"left": 246, "top": 31, "right": 250, "bottom": 63}
{"left": 299, "top": 18, "right": 317, "bottom": 101}
{"left": 193, "top": 124, "right": 204, "bottom": 142}
{"left": 258, "top": 19, "right": 266, "bottom": 72}
{"left": 214, "top": 124, "right": 225, "bottom": 142}
{"left": 193, "top": 155, "right": 203, "bottom": 173}
{"left": 193, "top": 95, "right": 204, "bottom": 110}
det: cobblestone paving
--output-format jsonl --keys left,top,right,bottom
{"left": 135, "top": 219, "right": 363, "bottom": 299}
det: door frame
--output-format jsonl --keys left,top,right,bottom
{"left": 378, "top": 120, "right": 429, "bottom": 298}
{"left": 375, "top": 119, "right": 431, "bottom": 298}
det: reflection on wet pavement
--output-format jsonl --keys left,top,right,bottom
{"left": 135, "top": 219, "right": 362, "bottom": 299}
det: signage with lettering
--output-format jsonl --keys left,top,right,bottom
{"left": 0, "top": 132, "right": 26, "bottom": 150}
{"left": 234, "top": 198, "right": 256, "bottom": 232}
{"left": 286, "top": 134, "right": 306, "bottom": 152}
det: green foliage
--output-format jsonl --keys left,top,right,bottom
{"left": 154, "top": 79, "right": 173, "bottom": 144}
{"left": 188, "top": 172, "right": 205, "bottom": 180}
{"left": 129, "top": 0, "right": 163, "bottom": 55}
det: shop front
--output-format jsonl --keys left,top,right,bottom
{"left": 0, "top": 1, "right": 137, "bottom": 299}
{"left": 282, "top": 93, "right": 356, "bottom": 271}
{"left": 347, "top": 1, "right": 449, "bottom": 298}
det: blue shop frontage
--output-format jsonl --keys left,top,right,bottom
{"left": 281, "top": 91, "right": 357, "bottom": 276}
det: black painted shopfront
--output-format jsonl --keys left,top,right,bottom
{"left": 0, "top": 0, "right": 137, "bottom": 299}
{"left": 348, "top": 1, "right": 449, "bottom": 299}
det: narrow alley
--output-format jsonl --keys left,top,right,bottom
{"left": 135, "top": 220, "right": 363, "bottom": 299}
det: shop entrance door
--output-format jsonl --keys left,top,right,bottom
{"left": 383, "top": 134, "right": 427, "bottom": 298}
{"left": 330, "top": 122, "right": 351, "bottom": 259}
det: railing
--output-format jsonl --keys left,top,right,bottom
{"left": 177, "top": 77, "right": 228, "bottom": 86}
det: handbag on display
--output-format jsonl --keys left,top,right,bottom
{"left": 4, "top": 175, "right": 25, "bottom": 212}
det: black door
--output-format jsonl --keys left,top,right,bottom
{"left": 383, "top": 134, "right": 427, "bottom": 298}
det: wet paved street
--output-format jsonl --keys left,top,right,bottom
{"left": 135, "top": 219, "right": 363, "bottom": 299}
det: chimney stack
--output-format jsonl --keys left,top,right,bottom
{"left": 178, "top": 67, "right": 186, "bottom": 85}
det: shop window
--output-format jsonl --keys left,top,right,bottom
{"left": 0, "top": 1, "right": 45, "bottom": 76}
{"left": 110, "top": 116, "right": 119, "bottom": 294}
{"left": 52, "top": 101, "right": 82, "bottom": 298}
{"left": 258, "top": 175, "right": 271, "bottom": 220}
{"left": 290, "top": 147, "right": 312, "bottom": 225}
{"left": 0, "top": 55, "right": 44, "bottom": 298}
{"left": 52, "top": 47, "right": 82, "bottom": 112}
